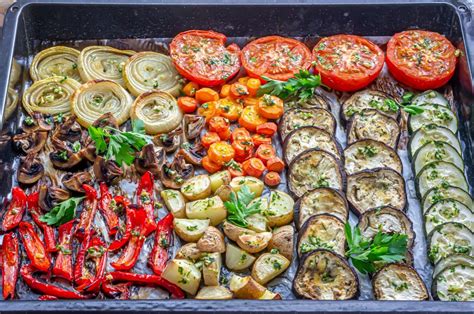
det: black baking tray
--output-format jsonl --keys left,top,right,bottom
{"left": 0, "top": 0, "right": 473, "bottom": 313}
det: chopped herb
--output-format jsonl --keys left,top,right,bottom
{"left": 39, "top": 196, "right": 85, "bottom": 227}
{"left": 72, "top": 141, "right": 81, "bottom": 153}
{"left": 224, "top": 185, "right": 262, "bottom": 228}
{"left": 24, "top": 116, "right": 34, "bottom": 126}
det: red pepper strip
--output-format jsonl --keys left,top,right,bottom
{"left": 27, "top": 192, "right": 57, "bottom": 253}
{"left": 1, "top": 187, "right": 27, "bottom": 232}
{"left": 2, "top": 232, "right": 19, "bottom": 300}
{"left": 74, "top": 234, "right": 107, "bottom": 293}
{"left": 101, "top": 282, "right": 131, "bottom": 300}
{"left": 111, "top": 206, "right": 155, "bottom": 271}
{"left": 99, "top": 182, "right": 119, "bottom": 236}
{"left": 75, "top": 184, "right": 98, "bottom": 240}
{"left": 136, "top": 171, "right": 157, "bottom": 236}
{"left": 52, "top": 220, "right": 75, "bottom": 282}
{"left": 149, "top": 213, "right": 174, "bottom": 275}
{"left": 108, "top": 196, "right": 131, "bottom": 251}
{"left": 21, "top": 265, "right": 87, "bottom": 299}
{"left": 18, "top": 221, "right": 51, "bottom": 272}
{"left": 105, "top": 271, "right": 185, "bottom": 299}
{"left": 38, "top": 295, "right": 58, "bottom": 300}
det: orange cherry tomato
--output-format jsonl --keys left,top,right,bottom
{"left": 217, "top": 128, "right": 231, "bottom": 141}
{"left": 182, "top": 81, "right": 199, "bottom": 97}
{"left": 230, "top": 83, "right": 249, "bottom": 98}
{"left": 226, "top": 160, "right": 245, "bottom": 178}
{"left": 177, "top": 96, "right": 198, "bottom": 113}
{"left": 208, "top": 116, "right": 230, "bottom": 133}
{"left": 252, "top": 134, "right": 272, "bottom": 147}
{"left": 246, "top": 78, "right": 261, "bottom": 97}
{"left": 238, "top": 77, "right": 250, "bottom": 85}
{"left": 208, "top": 142, "right": 235, "bottom": 166}
{"left": 216, "top": 98, "right": 243, "bottom": 122}
{"left": 266, "top": 157, "right": 285, "bottom": 173}
{"left": 256, "top": 122, "right": 278, "bottom": 136}
{"left": 264, "top": 171, "right": 281, "bottom": 187}
{"left": 255, "top": 144, "right": 276, "bottom": 165}
{"left": 242, "top": 158, "right": 266, "bottom": 178}
{"left": 220, "top": 84, "right": 231, "bottom": 98}
{"left": 195, "top": 88, "right": 219, "bottom": 104}
{"left": 238, "top": 105, "right": 267, "bottom": 132}
{"left": 257, "top": 95, "right": 284, "bottom": 120}
{"left": 202, "top": 156, "right": 222, "bottom": 173}
{"left": 231, "top": 128, "right": 252, "bottom": 143}
{"left": 201, "top": 132, "right": 221, "bottom": 149}
{"left": 197, "top": 101, "right": 218, "bottom": 122}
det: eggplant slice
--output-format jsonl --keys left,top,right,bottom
{"left": 432, "top": 264, "right": 474, "bottom": 301}
{"left": 409, "top": 124, "right": 461, "bottom": 158}
{"left": 358, "top": 206, "right": 415, "bottom": 248}
{"left": 342, "top": 89, "right": 399, "bottom": 122}
{"left": 343, "top": 139, "right": 402, "bottom": 175}
{"left": 288, "top": 149, "right": 345, "bottom": 198}
{"left": 295, "top": 187, "right": 349, "bottom": 229}
{"left": 372, "top": 263, "right": 429, "bottom": 300}
{"left": 279, "top": 108, "right": 336, "bottom": 140}
{"left": 347, "top": 109, "right": 400, "bottom": 149}
{"left": 424, "top": 199, "right": 473, "bottom": 234}
{"left": 412, "top": 141, "right": 463, "bottom": 175}
{"left": 428, "top": 222, "right": 473, "bottom": 264}
{"left": 284, "top": 93, "right": 330, "bottom": 111}
{"left": 415, "top": 161, "right": 468, "bottom": 200}
{"left": 283, "top": 126, "right": 342, "bottom": 165}
{"left": 293, "top": 249, "right": 359, "bottom": 300}
{"left": 297, "top": 214, "right": 346, "bottom": 257}
{"left": 346, "top": 168, "right": 406, "bottom": 216}
{"left": 422, "top": 185, "right": 473, "bottom": 214}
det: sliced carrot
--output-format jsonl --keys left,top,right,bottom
{"left": 182, "top": 81, "right": 199, "bottom": 97}
{"left": 255, "top": 144, "right": 276, "bottom": 165}
{"left": 220, "top": 84, "right": 231, "bottom": 98}
{"left": 177, "top": 96, "right": 198, "bottom": 113}
{"left": 252, "top": 134, "right": 272, "bottom": 147}
{"left": 264, "top": 171, "right": 281, "bottom": 187}
{"left": 243, "top": 97, "right": 259, "bottom": 107}
{"left": 266, "top": 157, "right": 285, "bottom": 173}
{"left": 208, "top": 116, "right": 230, "bottom": 133}
{"left": 202, "top": 156, "right": 222, "bottom": 174}
{"left": 231, "top": 128, "right": 252, "bottom": 143}
{"left": 238, "top": 76, "right": 250, "bottom": 85}
{"left": 257, "top": 95, "right": 284, "bottom": 119}
{"left": 217, "top": 128, "right": 231, "bottom": 141}
{"left": 242, "top": 158, "right": 266, "bottom": 178}
{"left": 230, "top": 83, "right": 249, "bottom": 98}
{"left": 238, "top": 105, "right": 267, "bottom": 132}
{"left": 201, "top": 132, "right": 221, "bottom": 149}
{"left": 208, "top": 142, "right": 235, "bottom": 166}
{"left": 256, "top": 122, "right": 278, "bottom": 136}
{"left": 197, "top": 101, "right": 218, "bottom": 122}
{"left": 246, "top": 78, "right": 261, "bottom": 97}
{"left": 216, "top": 98, "right": 242, "bottom": 122}
{"left": 195, "top": 88, "right": 219, "bottom": 104}
{"left": 226, "top": 160, "right": 245, "bottom": 178}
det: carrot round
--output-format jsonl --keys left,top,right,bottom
{"left": 255, "top": 144, "right": 276, "bottom": 165}
{"left": 217, "top": 98, "right": 242, "bottom": 121}
{"left": 252, "top": 134, "right": 272, "bottom": 147}
{"left": 256, "top": 122, "right": 278, "bottom": 136}
{"left": 208, "top": 116, "right": 230, "bottom": 133}
{"left": 238, "top": 105, "right": 267, "bottom": 132}
{"left": 220, "top": 84, "right": 231, "bottom": 98}
{"left": 197, "top": 101, "right": 218, "bottom": 122}
{"left": 195, "top": 87, "right": 219, "bottom": 103}
{"left": 257, "top": 95, "right": 284, "bottom": 119}
{"left": 264, "top": 171, "right": 281, "bottom": 187}
{"left": 208, "top": 141, "right": 235, "bottom": 166}
{"left": 230, "top": 83, "right": 249, "bottom": 98}
{"left": 266, "top": 157, "right": 285, "bottom": 173}
{"left": 182, "top": 81, "right": 199, "bottom": 97}
{"left": 242, "top": 157, "right": 266, "bottom": 177}
{"left": 202, "top": 156, "right": 222, "bottom": 173}
{"left": 201, "top": 132, "right": 221, "bottom": 149}
{"left": 177, "top": 96, "right": 198, "bottom": 113}
{"left": 246, "top": 78, "right": 261, "bottom": 97}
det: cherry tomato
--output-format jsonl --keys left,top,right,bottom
{"left": 208, "top": 142, "right": 235, "bottom": 166}
{"left": 177, "top": 96, "right": 198, "bottom": 113}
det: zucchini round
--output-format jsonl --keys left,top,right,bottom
{"left": 412, "top": 141, "right": 463, "bottom": 175}
{"left": 279, "top": 108, "right": 336, "bottom": 140}
{"left": 409, "top": 125, "right": 461, "bottom": 158}
{"left": 293, "top": 249, "right": 359, "bottom": 300}
{"left": 424, "top": 199, "right": 473, "bottom": 234}
{"left": 428, "top": 222, "right": 473, "bottom": 264}
{"left": 433, "top": 254, "right": 474, "bottom": 279}
{"left": 341, "top": 89, "right": 399, "bottom": 122}
{"left": 408, "top": 104, "right": 457, "bottom": 134}
{"left": 432, "top": 264, "right": 474, "bottom": 301}
{"left": 415, "top": 161, "right": 468, "bottom": 200}
{"left": 411, "top": 90, "right": 449, "bottom": 108}
{"left": 422, "top": 185, "right": 473, "bottom": 213}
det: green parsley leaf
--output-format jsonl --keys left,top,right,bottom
{"left": 224, "top": 185, "right": 262, "bottom": 228}
{"left": 39, "top": 196, "right": 85, "bottom": 227}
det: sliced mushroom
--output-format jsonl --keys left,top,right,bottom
{"left": 13, "top": 131, "right": 48, "bottom": 154}
{"left": 161, "top": 154, "right": 194, "bottom": 189}
{"left": 38, "top": 184, "right": 70, "bottom": 211}
{"left": 153, "top": 126, "right": 183, "bottom": 153}
{"left": 18, "top": 154, "right": 44, "bottom": 185}
{"left": 178, "top": 141, "right": 206, "bottom": 166}
{"left": 184, "top": 115, "right": 205, "bottom": 140}
{"left": 93, "top": 156, "right": 123, "bottom": 185}
{"left": 52, "top": 115, "right": 82, "bottom": 143}
{"left": 22, "top": 112, "right": 54, "bottom": 133}
{"left": 49, "top": 136, "right": 83, "bottom": 169}
{"left": 62, "top": 171, "right": 93, "bottom": 193}
{"left": 92, "top": 112, "right": 119, "bottom": 129}
{"left": 134, "top": 143, "right": 165, "bottom": 177}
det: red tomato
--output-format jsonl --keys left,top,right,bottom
{"left": 241, "top": 36, "right": 312, "bottom": 81}
{"left": 386, "top": 30, "right": 457, "bottom": 90}
{"left": 170, "top": 30, "right": 241, "bottom": 86}
{"left": 313, "top": 35, "right": 384, "bottom": 92}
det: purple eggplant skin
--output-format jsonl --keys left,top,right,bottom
{"left": 278, "top": 107, "right": 336, "bottom": 141}
{"left": 293, "top": 248, "right": 360, "bottom": 300}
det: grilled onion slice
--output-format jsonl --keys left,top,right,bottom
{"left": 9, "top": 58, "right": 21, "bottom": 87}
{"left": 131, "top": 91, "right": 183, "bottom": 135}
{"left": 71, "top": 80, "right": 133, "bottom": 127}
{"left": 123, "top": 51, "right": 182, "bottom": 97}
{"left": 30, "top": 46, "right": 81, "bottom": 82}
{"left": 4, "top": 88, "right": 19, "bottom": 121}
{"left": 78, "top": 46, "right": 135, "bottom": 86}
{"left": 22, "top": 76, "right": 81, "bottom": 116}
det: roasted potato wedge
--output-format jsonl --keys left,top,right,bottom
{"left": 259, "top": 289, "right": 282, "bottom": 300}
{"left": 175, "top": 243, "right": 202, "bottom": 261}
{"left": 202, "top": 252, "right": 222, "bottom": 286}
{"left": 162, "top": 259, "right": 202, "bottom": 295}
{"left": 197, "top": 226, "right": 226, "bottom": 253}
{"left": 210, "top": 170, "right": 232, "bottom": 193}
{"left": 214, "top": 184, "right": 233, "bottom": 202}
{"left": 173, "top": 218, "right": 209, "bottom": 242}
{"left": 229, "top": 275, "right": 266, "bottom": 299}
{"left": 195, "top": 286, "right": 233, "bottom": 300}
{"left": 225, "top": 243, "right": 256, "bottom": 271}
{"left": 237, "top": 231, "right": 272, "bottom": 253}
{"left": 161, "top": 189, "right": 186, "bottom": 218}
{"left": 181, "top": 174, "right": 212, "bottom": 201}
{"left": 186, "top": 196, "right": 227, "bottom": 226}
{"left": 230, "top": 176, "right": 264, "bottom": 197}
{"left": 268, "top": 225, "right": 294, "bottom": 261}
{"left": 263, "top": 190, "right": 294, "bottom": 227}
{"left": 251, "top": 252, "right": 290, "bottom": 285}
{"left": 222, "top": 220, "right": 256, "bottom": 242}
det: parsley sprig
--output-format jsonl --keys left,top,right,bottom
{"left": 88, "top": 119, "right": 151, "bottom": 167}
{"left": 40, "top": 196, "right": 85, "bottom": 227}
{"left": 224, "top": 185, "right": 262, "bottom": 228}
{"left": 345, "top": 223, "right": 408, "bottom": 274}
{"left": 258, "top": 70, "right": 325, "bottom": 101}
{"left": 383, "top": 92, "right": 424, "bottom": 115}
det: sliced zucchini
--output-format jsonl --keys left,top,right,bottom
{"left": 251, "top": 252, "right": 290, "bottom": 285}
{"left": 181, "top": 174, "right": 212, "bottom": 201}
{"left": 346, "top": 168, "right": 406, "bottom": 216}
{"left": 297, "top": 214, "right": 346, "bottom": 257}
{"left": 433, "top": 254, "right": 474, "bottom": 278}
{"left": 225, "top": 243, "right": 256, "bottom": 271}
{"left": 432, "top": 264, "right": 474, "bottom": 301}
{"left": 412, "top": 141, "right": 463, "bottom": 175}
{"left": 283, "top": 126, "right": 342, "bottom": 164}
{"left": 262, "top": 190, "right": 294, "bottom": 227}
{"left": 293, "top": 249, "right": 359, "bottom": 300}
{"left": 408, "top": 104, "right": 457, "bottom": 134}
{"left": 284, "top": 93, "right": 330, "bottom": 111}
{"left": 411, "top": 90, "right": 449, "bottom": 108}
{"left": 295, "top": 187, "right": 349, "bottom": 228}
{"left": 358, "top": 206, "right": 415, "bottom": 248}
{"left": 416, "top": 161, "right": 468, "bottom": 200}
{"left": 422, "top": 186, "right": 473, "bottom": 213}
{"left": 347, "top": 109, "right": 400, "bottom": 149}
{"left": 342, "top": 89, "right": 399, "bottom": 121}
{"left": 428, "top": 222, "right": 473, "bottom": 264}
{"left": 372, "top": 263, "right": 429, "bottom": 300}
{"left": 279, "top": 108, "right": 336, "bottom": 140}
{"left": 424, "top": 199, "right": 473, "bottom": 234}
{"left": 343, "top": 139, "right": 402, "bottom": 175}
{"left": 288, "top": 149, "right": 345, "bottom": 198}
{"left": 409, "top": 125, "right": 461, "bottom": 157}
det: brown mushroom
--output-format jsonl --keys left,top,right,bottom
{"left": 18, "top": 154, "right": 44, "bottom": 185}
{"left": 13, "top": 131, "right": 48, "bottom": 154}
{"left": 93, "top": 112, "right": 119, "bottom": 129}
{"left": 49, "top": 137, "right": 83, "bottom": 169}
{"left": 178, "top": 141, "right": 206, "bottom": 166}
{"left": 22, "top": 112, "right": 54, "bottom": 133}
{"left": 153, "top": 126, "right": 183, "bottom": 153}
{"left": 160, "top": 154, "right": 194, "bottom": 189}
{"left": 93, "top": 156, "right": 123, "bottom": 185}
{"left": 38, "top": 183, "right": 70, "bottom": 211}
{"left": 80, "top": 136, "right": 97, "bottom": 162}
{"left": 183, "top": 115, "right": 205, "bottom": 140}
{"left": 134, "top": 143, "right": 165, "bottom": 177}
{"left": 51, "top": 115, "right": 82, "bottom": 143}
{"left": 62, "top": 171, "right": 93, "bottom": 193}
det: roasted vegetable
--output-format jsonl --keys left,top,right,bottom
{"left": 173, "top": 218, "right": 210, "bottom": 243}
{"left": 225, "top": 243, "right": 256, "bottom": 271}
{"left": 251, "top": 252, "right": 290, "bottom": 285}
{"left": 279, "top": 108, "right": 336, "bottom": 140}
{"left": 161, "top": 259, "right": 202, "bottom": 295}
{"left": 298, "top": 214, "right": 346, "bottom": 257}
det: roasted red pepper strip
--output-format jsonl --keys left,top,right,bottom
{"left": 108, "top": 196, "right": 131, "bottom": 251}
{"left": 52, "top": 220, "right": 75, "bottom": 282}
{"left": 136, "top": 171, "right": 157, "bottom": 235}
{"left": 75, "top": 184, "right": 98, "bottom": 240}
{"left": 74, "top": 234, "right": 107, "bottom": 293}
{"left": 27, "top": 192, "right": 57, "bottom": 253}
{"left": 105, "top": 271, "right": 185, "bottom": 299}
{"left": 18, "top": 221, "right": 51, "bottom": 272}
{"left": 99, "top": 182, "right": 119, "bottom": 236}
{"left": 149, "top": 213, "right": 174, "bottom": 275}
{"left": 111, "top": 206, "right": 154, "bottom": 271}
{"left": 2, "top": 232, "right": 19, "bottom": 300}
{"left": 101, "top": 282, "right": 131, "bottom": 300}
{"left": 21, "top": 265, "right": 87, "bottom": 299}
{"left": 1, "top": 187, "right": 27, "bottom": 232}
{"left": 38, "top": 295, "right": 58, "bottom": 301}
